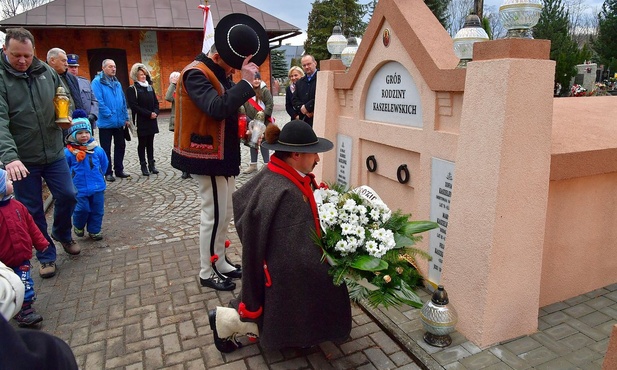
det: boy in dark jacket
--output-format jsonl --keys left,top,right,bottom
{"left": 64, "top": 110, "right": 109, "bottom": 241}
{"left": 0, "top": 168, "right": 49, "bottom": 327}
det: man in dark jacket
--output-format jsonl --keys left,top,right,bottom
{"left": 292, "top": 54, "right": 318, "bottom": 126}
{"left": 0, "top": 28, "right": 79, "bottom": 279}
{"left": 67, "top": 54, "right": 99, "bottom": 129}
{"left": 171, "top": 40, "right": 259, "bottom": 291}
{"left": 208, "top": 120, "right": 352, "bottom": 352}
{"left": 47, "top": 48, "right": 84, "bottom": 114}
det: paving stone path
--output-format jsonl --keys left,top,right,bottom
{"left": 23, "top": 96, "right": 423, "bottom": 369}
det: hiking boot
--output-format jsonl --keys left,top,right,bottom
{"left": 51, "top": 234, "right": 80, "bottom": 255}
{"left": 15, "top": 305, "right": 43, "bottom": 328}
{"left": 73, "top": 226, "right": 84, "bottom": 237}
{"left": 39, "top": 262, "right": 56, "bottom": 278}
{"left": 89, "top": 232, "right": 103, "bottom": 241}
{"left": 243, "top": 163, "right": 257, "bottom": 174}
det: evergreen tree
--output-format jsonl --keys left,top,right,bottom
{"left": 593, "top": 0, "right": 617, "bottom": 72}
{"left": 305, "top": 0, "right": 368, "bottom": 62}
{"left": 364, "top": 0, "right": 378, "bottom": 18}
{"left": 270, "top": 49, "right": 289, "bottom": 79}
{"left": 425, "top": 0, "right": 450, "bottom": 30}
{"left": 533, "top": 0, "right": 587, "bottom": 92}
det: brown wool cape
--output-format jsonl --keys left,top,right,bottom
{"left": 232, "top": 159, "right": 352, "bottom": 349}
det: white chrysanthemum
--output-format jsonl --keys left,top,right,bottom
{"left": 381, "top": 229, "right": 396, "bottom": 249}
{"left": 342, "top": 199, "right": 356, "bottom": 212}
{"left": 371, "top": 228, "right": 387, "bottom": 240}
{"left": 355, "top": 204, "right": 367, "bottom": 215}
{"left": 322, "top": 203, "right": 338, "bottom": 219}
{"left": 348, "top": 212, "right": 360, "bottom": 225}
{"left": 365, "top": 240, "right": 380, "bottom": 257}
{"left": 369, "top": 208, "right": 381, "bottom": 222}
{"left": 354, "top": 225, "right": 365, "bottom": 239}
{"left": 359, "top": 214, "right": 370, "bottom": 225}
{"left": 313, "top": 188, "right": 327, "bottom": 205}
{"left": 335, "top": 239, "right": 352, "bottom": 255}
{"left": 371, "top": 243, "right": 388, "bottom": 258}
{"left": 345, "top": 236, "right": 360, "bottom": 253}
{"left": 381, "top": 209, "right": 392, "bottom": 223}
{"left": 341, "top": 223, "right": 355, "bottom": 236}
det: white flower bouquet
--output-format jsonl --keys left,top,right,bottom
{"left": 313, "top": 184, "right": 438, "bottom": 308}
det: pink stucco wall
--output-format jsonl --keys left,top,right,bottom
{"left": 313, "top": 0, "right": 617, "bottom": 349}
{"left": 541, "top": 97, "right": 617, "bottom": 306}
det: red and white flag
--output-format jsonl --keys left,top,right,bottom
{"left": 199, "top": 4, "right": 215, "bottom": 54}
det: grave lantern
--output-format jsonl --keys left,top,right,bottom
{"left": 452, "top": 14, "right": 489, "bottom": 68}
{"left": 341, "top": 37, "right": 359, "bottom": 68}
{"left": 499, "top": 0, "right": 542, "bottom": 39}
{"left": 327, "top": 26, "right": 347, "bottom": 59}
{"left": 420, "top": 285, "right": 458, "bottom": 347}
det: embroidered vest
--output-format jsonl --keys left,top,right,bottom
{"left": 173, "top": 61, "right": 225, "bottom": 160}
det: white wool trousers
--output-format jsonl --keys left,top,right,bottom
{"left": 194, "top": 175, "right": 236, "bottom": 279}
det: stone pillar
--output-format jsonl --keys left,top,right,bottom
{"left": 313, "top": 60, "right": 345, "bottom": 183}
{"left": 440, "top": 39, "right": 554, "bottom": 348}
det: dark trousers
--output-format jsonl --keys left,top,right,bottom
{"left": 13, "top": 159, "right": 77, "bottom": 263}
{"left": 98, "top": 127, "right": 126, "bottom": 176}
{"left": 11, "top": 261, "right": 35, "bottom": 304}
{"left": 137, "top": 134, "right": 155, "bottom": 165}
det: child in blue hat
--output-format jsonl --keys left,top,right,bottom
{"left": 64, "top": 109, "right": 109, "bottom": 240}
{"left": 0, "top": 168, "right": 50, "bottom": 327}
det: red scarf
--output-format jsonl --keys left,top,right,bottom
{"left": 267, "top": 156, "right": 320, "bottom": 237}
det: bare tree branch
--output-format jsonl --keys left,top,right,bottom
{"left": 0, "top": 0, "right": 49, "bottom": 20}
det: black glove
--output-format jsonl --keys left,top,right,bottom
{"left": 87, "top": 114, "right": 97, "bottom": 125}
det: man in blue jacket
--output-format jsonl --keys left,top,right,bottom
{"left": 91, "top": 59, "right": 130, "bottom": 182}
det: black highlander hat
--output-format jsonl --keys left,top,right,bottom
{"left": 214, "top": 13, "right": 269, "bottom": 70}
{"left": 262, "top": 120, "right": 334, "bottom": 153}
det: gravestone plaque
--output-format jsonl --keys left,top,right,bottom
{"left": 428, "top": 157, "right": 455, "bottom": 284}
{"left": 336, "top": 134, "right": 352, "bottom": 188}
{"left": 364, "top": 61, "right": 422, "bottom": 127}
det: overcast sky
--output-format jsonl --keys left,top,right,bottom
{"left": 241, "top": 0, "right": 603, "bottom": 45}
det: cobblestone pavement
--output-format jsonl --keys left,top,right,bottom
{"left": 22, "top": 96, "right": 424, "bottom": 369}
{"left": 20, "top": 96, "right": 615, "bottom": 369}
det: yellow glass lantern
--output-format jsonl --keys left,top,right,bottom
{"left": 54, "top": 86, "right": 71, "bottom": 129}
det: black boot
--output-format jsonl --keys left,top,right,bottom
{"left": 140, "top": 163, "right": 149, "bottom": 176}
{"left": 148, "top": 162, "right": 159, "bottom": 174}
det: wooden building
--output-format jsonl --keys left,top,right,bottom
{"left": 0, "top": 0, "right": 300, "bottom": 108}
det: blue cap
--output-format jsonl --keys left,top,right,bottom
{"left": 67, "top": 54, "right": 79, "bottom": 66}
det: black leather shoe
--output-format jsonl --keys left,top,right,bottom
{"left": 208, "top": 309, "right": 241, "bottom": 353}
{"left": 200, "top": 276, "right": 236, "bottom": 291}
{"left": 181, "top": 172, "right": 192, "bottom": 179}
{"left": 105, "top": 175, "right": 115, "bottom": 182}
{"left": 116, "top": 172, "right": 131, "bottom": 178}
{"left": 223, "top": 267, "right": 242, "bottom": 279}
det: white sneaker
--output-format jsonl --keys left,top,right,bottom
{"left": 243, "top": 164, "right": 257, "bottom": 174}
